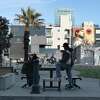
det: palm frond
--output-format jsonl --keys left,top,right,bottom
{"left": 34, "top": 13, "right": 41, "bottom": 19}
{"left": 14, "top": 14, "right": 20, "bottom": 20}
{"left": 15, "top": 7, "right": 44, "bottom": 27}
{"left": 14, "top": 18, "right": 20, "bottom": 21}
{"left": 21, "top": 8, "right": 26, "bottom": 17}
{"left": 15, "top": 14, "right": 20, "bottom": 17}
{"left": 38, "top": 18, "right": 44, "bottom": 21}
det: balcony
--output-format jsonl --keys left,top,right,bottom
{"left": 46, "top": 33, "right": 52, "bottom": 38}
{"left": 46, "top": 41, "right": 53, "bottom": 46}
{"left": 64, "top": 34, "right": 70, "bottom": 39}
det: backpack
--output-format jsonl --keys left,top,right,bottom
{"left": 21, "top": 61, "right": 33, "bottom": 74}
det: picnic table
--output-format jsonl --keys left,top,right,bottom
{"left": 40, "top": 64, "right": 56, "bottom": 87}
{"left": 41, "top": 64, "right": 82, "bottom": 90}
{"left": 40, "top": 64, "right": 62, "bottom": 91}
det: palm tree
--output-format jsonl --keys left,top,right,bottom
{"left": 15, "top": 7, "right": 43, "bottom": 62}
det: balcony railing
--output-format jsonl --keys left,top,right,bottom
{"left": 64, "top": 34, "right": 70, "bottom": 39}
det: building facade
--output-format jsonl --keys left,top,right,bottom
{"left": 55, "top": 8, "right": 73, "bottom": 28}
{"left": 73, "top": 22, "right": 95, "bottom": 65}
{"left": 10, "top": 25, "right": 46, "bottom": 59}
{"left": 94, "top": 27, "right": 100, "bottom": 65}
{"left": 46, "top": 9, "right": 73, "bottom": 50}
{"left": 95, "top": 27, "right": 100, "bottom": 47}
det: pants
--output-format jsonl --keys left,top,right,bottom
{"left": 56, "top": 62, "right": 73, "bottom": 85}
{"left": 32, "top": 66, "right": 40, "bottom": 85}
{"left": 27, "top": 74, "right": 33, "bottom": 86}
{"left": 31, "top": 67, "right": 40, "bottom": 93}
{"left": 33, "top": 74, "right": 40, "bottom": 85}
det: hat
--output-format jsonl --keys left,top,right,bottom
{"left": 63, "top": 43, "right": 69, "bottom": 47}
{"left": 32, "top": 53, "right": 38, "bottom": 59}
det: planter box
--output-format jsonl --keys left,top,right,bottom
{"left": 0, "top": 73, "right": 15, "bottom": 90}
{"left": 0, "top": 67, "right": 13, "bottom": 75}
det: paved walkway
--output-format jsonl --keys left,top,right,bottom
{"left": 0, "top": 70, "right": 100, "bottom": 98}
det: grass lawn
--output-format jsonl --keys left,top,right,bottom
{"left": 74, "top": 65, "right": 100, "bottom": 79}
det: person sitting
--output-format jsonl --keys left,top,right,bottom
{"left": 49, "top": 54, "right": 56, "bottom": 64}
{"left": 21, "top": 55, "right": 33, "bottom": 88}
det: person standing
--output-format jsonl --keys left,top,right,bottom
{"left": 54, "top": 46, "right": 62, "bottom": 78}
{"left": 31, "top": 54, "right": 40, "bottom": 94}
{"left": 56, "top": 43, "right": 74, "bottom": 88}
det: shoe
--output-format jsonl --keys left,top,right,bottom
{"left": 65, "top": 84, "right": 74, "bottom": 89}
{"left": 21, "top": 84, "right": 27, "bottom": 88}
{"left": 57, "top": 77, "right": 61, "bottom": 81}
{"left": 54, "top": 77, "right": 61, "bottom": 81}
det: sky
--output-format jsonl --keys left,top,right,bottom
{"left": 0, "top": 0, "right": 100, "bottom": 25}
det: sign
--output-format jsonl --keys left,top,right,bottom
{"left": 72, "top": 27, "right": 84, "bottom": 47}
{"left": 83, "top": 24, "right": 95, "bottom": 45}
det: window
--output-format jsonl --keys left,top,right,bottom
{"left": 47, "top": 38, "right": 53, "bottom": 45}
{"left": 46, "top": 29, "right": 52, "bottom": 37}
{"left": 65, "top": 29, "right": 70, "bottom": 33}
{"left": 58, "top": 29, "right": 60, "bottom": 32}
{"left": 96, "top": 34, "right": 100, "bottom": 38}
{"left": 57, "top": 38, "right": 60, "bottom": 40}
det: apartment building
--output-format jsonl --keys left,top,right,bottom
{"left": 46, "top": 9, "right": 73, "bottom": 50}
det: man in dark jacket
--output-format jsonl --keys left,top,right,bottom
{"left": 56, "top": 43, "right": 74, "bottom": 88}
{"left": 31, "top": 54, "right": 40, "bottom": 94}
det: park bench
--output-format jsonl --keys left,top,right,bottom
{"left": 42, "top": 78, "right": 61, "bottom": 91}
{"left": 65, "top": 77, "right": 82, "bottom": 89}
{"left": 21, "top": 75, "right": 30, "bottom": 88}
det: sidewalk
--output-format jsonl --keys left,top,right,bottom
{"left": 0, "top": 70, "right": 100, "bottom": 100}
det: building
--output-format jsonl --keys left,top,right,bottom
{"left": 45, "top": 25, "right": 53, "bottom": 48}
{"left": 46, "top": 9, "right": 73, "bottom": 50}
{"left": 55, "top": 8, "right": 73, "bottom": 28}
{"left": 10, "top": 36, "right": 24, "bottom": 59}
{"left": 10, "top": 25, "right": 46, "bottom": 59}
{"left": 73, "top": 21, "right": 95, "bottom": 65}
{"left": 51, "top": 26, "right": 71, "bottom": 49}
{"left": 95, "top": 27, "right": 100, "bottom": 47}
{"left": 30, "top": 26, "right": 46, "bottom": 54}
{"left": 73, "top": 23, "right": 100, "bottom": 65}
{"left": 94, "top": 26, "right": 100, "bottom": 65}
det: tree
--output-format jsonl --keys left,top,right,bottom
{"left": 15, "top": 7, "right": 43, "bottom": 62}
{"left": 0, "top": 16, "right": 13, "bottom": 66}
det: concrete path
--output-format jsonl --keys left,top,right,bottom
{"left": 0, "top": 71, "right": 100, "bottom": 100}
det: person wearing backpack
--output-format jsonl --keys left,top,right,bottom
{"left": 55, "top": 43, "right": 74, "bottom": 88}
